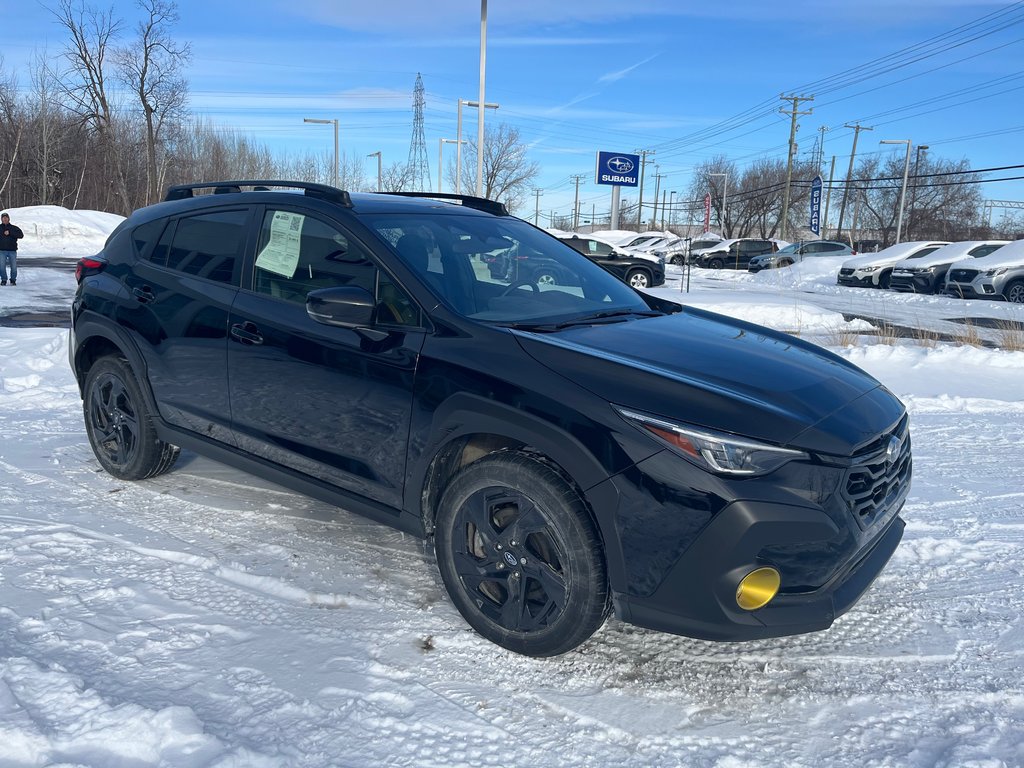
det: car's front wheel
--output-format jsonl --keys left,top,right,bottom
{"left": 1004, "top": 279, "right": 1024, "bottom": 303}
{"left": 626, "top": 269, "right": 651, "bottom": 289}
{"left": 708, "top": 258, "right": 724, "bottom": 270}
{"left": 83, "top": 356, "right": 180, "bottom": 480}
{"left": 434, "top": 451, "right": 609, "bottom": 656}
{"left": 670, "top": 255, "right": 685, "bottom": 266}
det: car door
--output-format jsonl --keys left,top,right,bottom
{"left": 227, "top": 205, "right": 425, "bottom": 509}
{"left": 122, "top": 206, "right": 252, "bottom": 443}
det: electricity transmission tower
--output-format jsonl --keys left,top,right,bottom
{"left": 407, "top": 73, "right": 431, "bottom": 191}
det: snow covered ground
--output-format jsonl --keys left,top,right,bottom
{"left": 1, "top": 208, "right": 1023, "bottom": 767}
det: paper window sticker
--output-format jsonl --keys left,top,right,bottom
{"left": 255, "top": 211, "right": 305, "bottom": 277}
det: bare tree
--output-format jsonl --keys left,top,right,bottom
{"left": 0, "top": 57, "right": 22, "bottom": 206}
{"left": 380, "top": 161, "right": 413, "bottom": 192}
{"left": 116, "top": 0, "right": 190, "bottom": 205}
{"left": 52, "top": 0, "right": 133, "bottom": 211}
{"left": 452, "top": 124, "right": 540, "bottom": 213}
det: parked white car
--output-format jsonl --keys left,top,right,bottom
{"left": 944, "top": 239, "right": 1024, "bottom": 303}
{"left": 837, "top": 241, "right": 949, "bottom": 289}
{"left": 889, "top": 240, "right": 1008, "bottom": 294}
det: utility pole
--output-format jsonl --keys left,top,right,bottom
{"left": 835, "top": 123, "right": 873, "bottom": 243}
{"left": 570, "top": 174, "right": 586, "bottom": 231}
{"left": 635, "top": 149, "right": 655, "bottom": 230}
{"left": 779, "top": 94, "right": 814, "bottom": 241}
{"left": 532, "top": 188, "right": 543, "bottom": 226}
{"left": 652, "top": 171, "right": 664, "bottom": 229}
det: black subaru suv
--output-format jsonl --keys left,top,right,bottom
{"left": 70, "top": 181, "right": 910, "bottom": 657}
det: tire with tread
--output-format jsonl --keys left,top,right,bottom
{"left": 434, "top": 451, "right": 609, "bottom": 656}
{"left": 1004, "top": 279, "right": 1024, "bottom": 304}
{"left": 708, "top": 258, "right": 724, "bottom": 270}
{"left": 83, "top": 355, "right": 180, "bottom": 480}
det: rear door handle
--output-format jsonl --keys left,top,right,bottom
{"left": 132, "top": 287, "right": 156, "bottom": 304}
{"left": 230, "top": 322, "right": 264, "bottom": 345}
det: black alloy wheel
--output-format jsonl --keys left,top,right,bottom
{"left": 83, "top": 356, "right": 180, "bottom": 480}
{"left": 434, "top": 451, "right": 609, "bottom": 656}
{"left": 708, "top": 258, "right": 724, "bottom": 270}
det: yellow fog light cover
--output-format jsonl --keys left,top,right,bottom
{"left": 736, "top": 567, "right": 781, "bottom": 611}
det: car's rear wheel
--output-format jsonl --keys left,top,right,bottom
{"left": 626, "top": 269, "right": 651, "bottom": 289}
{"left": 434, "top": 451, "right": 609, "bottom": 656}
{"left": 83, "top": 356, "right": 179, "bottom": 480}
{"left": 1005, "top": 279, "right": 1024, "bottom": 303}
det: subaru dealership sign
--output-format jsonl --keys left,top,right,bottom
{"left": 596, "top": 151, "right": 640, "bottom": 187}
{"left": 809, "top": 175, "right": 823, "bottom": 235}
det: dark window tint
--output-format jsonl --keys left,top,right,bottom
{"left": 150, "top": 209, "right": 247, "bottom": 283}
{"left": 253, "top": 210, "right": 419, "bottom": 326}
{"left": 131, "top": 219, "right": 166, "bottom": 259}
{"left": 970, "top": 244, "right": 1004, "bottom": 258}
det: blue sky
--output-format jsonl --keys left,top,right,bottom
{"left": 5, "top": 0, "right": 1024, "bottom": 221}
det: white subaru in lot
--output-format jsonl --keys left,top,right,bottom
{"left": 836, "top": 241, "right": 949, "bottom": 289}
{"left": 889, "top": 240, "right": 1008, "bottom": 294}
{"left": 944, "top": 238, "right": 1024, "bottom": 303}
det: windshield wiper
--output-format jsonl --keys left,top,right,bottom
{"left": 506, "top": 310, "right": 661, "bottom": 332}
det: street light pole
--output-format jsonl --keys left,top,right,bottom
{"left": 880, "top": 139, "right": 912, "bottom": 244}
{"left": 304, "top": 117, "right": 339, "bottom": 187}
{"left": 367, "top": 151, "right": 382, "bottom": 192}
{"left": 710, "top": 173, "right": 728, "bottom": 235}
{"left": 477, "top": 0, "right": 487, "bottom": 198}
{"left": 456, "top": 99, "right": 498, "bottom": 195}
{"left": 909, "top": 144, "right": 929, "bottom": 240}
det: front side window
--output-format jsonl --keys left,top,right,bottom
{"left": 253, "top": 210, "right": 419, "bottom": 326}
{"left": 365, "top": 213, "right": 649, "bottom": 324}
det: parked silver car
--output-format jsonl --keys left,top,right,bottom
{"left": 748, "top": 240, "right": 854, "bottom": 272}
{"left": 944, "top": 239, "right": 1024, "bottom": 302}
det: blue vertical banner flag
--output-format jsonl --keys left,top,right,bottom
{"left": 809, "top": 175, "right": 823, "bottom": 235}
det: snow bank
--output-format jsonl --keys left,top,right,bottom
{"left": 3, "top": 205, "right": 124, "bottom": 258}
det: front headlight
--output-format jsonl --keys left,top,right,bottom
{"left": 984, "top": 267, "right": 1008, "bottom": 277}
{"left": 856, "top": 265, "right": 880, "bottom": 273}
{"left": 616, "top": 408, "right": 808, "bottom": 476}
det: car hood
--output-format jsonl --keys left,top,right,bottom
{"left": 511, "top": 308, "right": 904, "bottom": 455}
{"left": 949, "top": 240, "right": 1024, "bottom": 271}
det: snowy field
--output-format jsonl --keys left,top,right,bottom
{"left": 1, "top": 208, "right": 1023, "bottom": 767}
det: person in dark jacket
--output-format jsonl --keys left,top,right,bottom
{"left": 0, "top": 212, "right": 24, "bottom": 286}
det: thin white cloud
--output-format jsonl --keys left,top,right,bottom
{"left": 599, "top": 54, "right": 659, "bottom": 84}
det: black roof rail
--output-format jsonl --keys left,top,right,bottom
{"left": 163, "top": 180, "right": 352, "bottom": 207}
{"left": 380, "top": 191, "right": 509, "bottom": 216}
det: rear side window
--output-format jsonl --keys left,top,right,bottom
{"left": 148, "top": 209, "right": 247, "bottom": 284}
{"left": 130, "top": 219, "right": 166, "bottom": 258}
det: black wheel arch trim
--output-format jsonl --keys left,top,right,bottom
{"left": 412, "top": 392, "right": 629, "bottom": 586}
{"left": 71, "top": 313, "right": 158, "bottom": 413}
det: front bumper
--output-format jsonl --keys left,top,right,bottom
{"left": 615, "top": 506, "right": 904, "bottom": 641}
{"left": 890, "top": 272, "right": 937, "bottom": 293}
{"left": 837, "top": 273, "right": 877, "bottom": 288}
{"left": 945, "top": 280, "right": 999, "bottom": 300}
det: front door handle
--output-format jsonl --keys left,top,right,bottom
{"left": 132, "top": 286, "right": 156, "bottom": 304}
{"left": 230, "top": 322, "right": 264, "bottom": 345}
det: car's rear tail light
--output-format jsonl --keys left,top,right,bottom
{"left": 75, "top": 257, "right": 106, "bottom": 283}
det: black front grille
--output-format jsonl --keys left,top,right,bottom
{"left": 839, "top": 268, "right": 855, "bottom": 276}
{"left": 949, "top": 268, "right": 978, "bottom": 283}
{"left": 844, "top": 420, "right": 912, "bottom": 528}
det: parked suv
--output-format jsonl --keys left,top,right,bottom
{"left": 837, "top": 241, "right": 949, "bottom": 289}
{"left": 693, "top": 238, "right": 784, "bottom": 270}
{"left": 70, "top": 180, "right": 910, "bottom": 657}
{"left": 889, "top": 240, "right": 1007, "bottom": 294}
{"left": 944, "top": 239, "right": 1024, "bottom": 302}
{"left": 559, "top": 234, "right": 664, "bottom": 267}
{"left": 748, "top": 240, "right": 854, "bottom": 272}
{"left": 512, "top": 235, "right": 664, "bottom": 289}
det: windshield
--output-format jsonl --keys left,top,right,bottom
{"left": 776, "top": 242, "right": 801, "bottom": 255}
{"left": 365, "top": 213, "right": 651, "bottom": 324}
